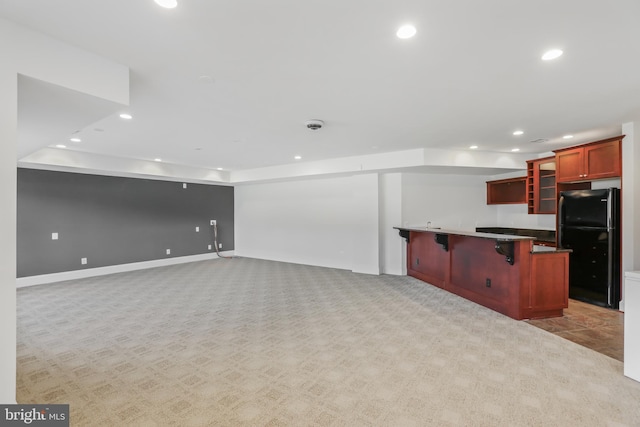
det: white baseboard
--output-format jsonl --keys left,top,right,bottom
{"left": 16, "top": 251, "right": 235, "bottom": 288}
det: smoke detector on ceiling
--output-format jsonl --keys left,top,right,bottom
{"left": 305, "top": 119, "right": 324, "bottom": 131}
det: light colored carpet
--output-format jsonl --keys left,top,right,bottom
{"left": 16, "top": 257, "right": 640, "bottom": 426}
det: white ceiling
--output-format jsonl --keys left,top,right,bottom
{"left": 3, "top": 0, "right": 640, "bottom": 175}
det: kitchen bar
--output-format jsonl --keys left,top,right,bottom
{"left": 395, "top": 227, "right": 571, "bottom": 320}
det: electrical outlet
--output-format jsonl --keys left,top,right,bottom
{"left": 182, "top": 183, "right": 187, "bottom": 189}
{"left": 195, "top": 226, "right": 199, "bottom": 232}
{"left": 208, "top": 245, "right": 212, "bottom": 250}
{"left": 486, "top": 278, "right": 491, "bottom": 287}
{"left": 81, "top": 258, "right": 87, "bottom": 265}
{"left": 218, "top": 243, "right": 222, "bottom": 249}
{"left": 166, "top": 249, "right": 171, "bottom": 255}
{"left": 210, "top": 219, "right": 216, "bottom": 226}
{"left": 51, "top": 232, "right": 59, "bottom": 240}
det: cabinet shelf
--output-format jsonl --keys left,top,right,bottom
{"left": 527, "top": 156, "right": 556, "bottom": 214}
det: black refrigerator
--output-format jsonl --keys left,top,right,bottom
{"left": 558, "top": 188, "right": 620, "bottom": 308}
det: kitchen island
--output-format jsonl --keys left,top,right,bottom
{"left": 395, "top": 227, "right": 571, "bottom": 320}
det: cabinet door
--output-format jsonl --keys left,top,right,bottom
{"left": 556, "top": 148, "right": 583, "bottom": 182}
{"left": 584, "top": 139, "right": 621, "bottom": 180}
{"left": 486, "top": 177, "right": 526, "bottom": 204}
{"left": 529, "top": 252, "right": 569, "bottom": 313}
{"left": 536, "top": 159, "right": 556, "bottom": 214}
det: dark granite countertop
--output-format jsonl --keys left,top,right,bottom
{"left": 531, "top": 245, "right": 571, "bottom": 254}
{"left": 394, "top": 226, "right": 536, "bottom": 241}
{"left": 475, "top": 227, "right": 555, "bottom": 243}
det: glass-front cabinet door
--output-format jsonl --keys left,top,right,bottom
{"left": 537, "top": 159, "right": 556, "bottom": 213}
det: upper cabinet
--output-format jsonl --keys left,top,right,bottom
{"left": 527, "top": 156, "right": 556, "bottom": 214}
{"left": 490, "top": 136, "right": 622, "bottom": 209}
{"left": 486, "top": 177, "right": 526, "bottom": 205}
{"left": 554, "top": 136, "right": 622, "bottom": 183}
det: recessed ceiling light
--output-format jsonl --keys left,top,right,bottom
{"left": 513, "top": 130, "right": 524, "bottom": 136}
{"left": 216, "top": 167, "right": 223, "bottom": 171}
{"left": 55, "top": 144, "right": 66, "bottom": 149}
{"left": 511, "top": 148, "right": 520, "bottom": 152}
{"left": 563, "top": 134, "right": 574, "bottom": 139}
{"left": 119, "top": 113, "right": 133, "bottom": 120}
{"left": 542, "top": 49, "right": 563, "bottom": 61}
{"left": 154, "top": 0, "right": 177, "bottom": 9}
{"left": 294, "top": 155, "right": 302, "bottom": 160}
{"left": 154, "top": 158, "right": 162, "bottom": 162}
{"left": 469, "top": 145, "right": 478, "bottom": 150}
{"left": 69, "top": 137, "right": 81, "bottom": 142}
{"left": 396, "top": 24, "right": 417, "bottom": 39}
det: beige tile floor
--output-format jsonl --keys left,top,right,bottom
{"left": 527, "top": 299, "right": 624, "bottom": 361}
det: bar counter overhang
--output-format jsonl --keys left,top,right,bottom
{"left": 395, "top": 227, "right": 571, "bottom": 320}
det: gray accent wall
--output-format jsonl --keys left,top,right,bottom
{"left": 17, "top": 168, "right": 234, "bottom": 277}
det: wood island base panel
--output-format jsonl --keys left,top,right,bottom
{"left": 395, "top": 227, "right": 571, "bottom": 320}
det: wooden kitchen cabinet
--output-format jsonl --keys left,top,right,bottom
{"left": 529, "top": 250, "right": 569, "bottom": 315}
{"left": 555, "top": 136, "right": 622, "bottom": 183}
{"left": 486, "top": 177, "right": 526, "bottom": 204}
{"left": 527, "top": 156, "right": 556, "bottom": 214}
{"left": 397, "top": 227, "right": 570, "bottom": 320}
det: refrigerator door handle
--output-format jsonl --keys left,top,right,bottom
{"left": 607, "top": 189, "right": 613, "bottom": 231}
{"left": 557, "top": 196, "right": 565, "bottom": 247}
{"left": 557, "top": 227, "right": 562, "bottom": 248}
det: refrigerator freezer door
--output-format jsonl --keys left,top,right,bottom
{"left": 559, "top": 189, "right": 611, "bottom": 228}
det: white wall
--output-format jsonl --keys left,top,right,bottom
{"left": 622, "top": 122, "right": 640, "bottom": 309}
{"left": 1, "top": 19, "right": 128, "bottom": 403}
{"left": 234, "top": 174, "right": 380, "bottom": 274}
{"left": 496, "top": 205, "right": 556, "bottom": 230}
{"left": 374, "top": 172, "right": 499, "bottom": 275}
{"left": 350, "top": 174, "right": 380, "bottom": 275}
{"left": 0, "top": 18, "right": 128, "bottom": 107}
{"left": 231, "top": 147, "right": 529, "bottom": 184}
{"left": 379, "top": 173, "right": 403, "bottom": 275}
{"left": 0, "top": 69, "right": 18, "bottom": 405}
{"left": 235, "top": 171, "right": 556, "bottom": 277}
{"left": 401, "top": 173, "right": 496, "bottom": 231}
